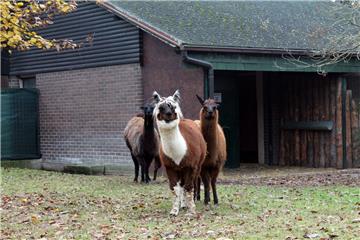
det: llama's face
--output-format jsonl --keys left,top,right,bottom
{"left": 196, "top": 95, "right": 219, "bottom": 120}
{"left": 141, "top": 104, "right": 155, "bottom": 118}
{"left": 203, "top": 99, "right": 219, "bottom": 119}
{"left": 153, "top": 90, "right": 183, "bottom": 129}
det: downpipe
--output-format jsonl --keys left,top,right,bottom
{"left": 181, "top": 50, "right": 214, "bottom": 99}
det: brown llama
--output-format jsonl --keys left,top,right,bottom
{"left": 153, "top": 90, "right": 206, "bottom": 216}
{"left": 195, "top": 95, "right": 227, "bottom": 205}
{"left": 124, "top": 103, "right": 161, "bottom": 183}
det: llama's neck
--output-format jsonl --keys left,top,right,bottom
{"left": 158, "top": 124, "right": 187, "bottom": 165}
{"left": 201, "top": 115, "right": 218, "bottom": 154}
{"left": 143, "top": 117, "right": 156, "bottom": 146}
{"left": 143, "top": 117, "right": 155, "bottom": 135}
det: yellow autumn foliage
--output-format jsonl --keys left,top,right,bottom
{"left": 0, "top": 0, "right": 77, "bottom": 51}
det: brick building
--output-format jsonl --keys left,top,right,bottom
{"left": 2, "top": 1, "right": 359, "bottom": 171}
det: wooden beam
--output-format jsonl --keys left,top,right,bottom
{"left": 345, "top": 90, "right": 352, "bottom": 168}
{"left": 256, "top": 72, "right": 265, "bottom": 165}
{"left": 336, "top": 78, "right": 343, "bottom": 169}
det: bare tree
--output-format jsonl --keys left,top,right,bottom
{"left": 281, "top": 0, "right": 360, "bottom": 74}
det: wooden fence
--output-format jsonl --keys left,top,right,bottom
{"left": 278, "top": 76, "right": 359, "bottom": 168}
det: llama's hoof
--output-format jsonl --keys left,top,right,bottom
{"left": 213, "top": 203, "right": 219, "bottom": 209}
{"left": 133, "top": 178, "right": 138, "bottom": 182}
{"left": 204, "top": 205, "right": 211, "bottom": 211}
{"left": 184, "top": 212, "right": 195, "bottom": 218}
{"left": 180, "top": 200, "right": 187, "bottom": 209}
{"left": 169, "top": 208, "right": 179, "bottom": 216}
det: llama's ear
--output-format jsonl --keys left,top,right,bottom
{"left": 173, "top": 89, "right": 181, "bottom": 103}
{"left": 153, "top": 91, "right": 161, "bottom": 103}
{"left": 196, "top": 94, "right": 204, "bottom": 105}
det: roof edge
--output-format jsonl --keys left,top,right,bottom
{"left": 182, "top": 44, "right": 311, "bottom": 56}
{"left": 99, "top": 1, "right": 181, "bottom": 48}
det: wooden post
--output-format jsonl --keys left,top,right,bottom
{"left": 290, "top": 77, "right": 296, "bottom": 165}
{"left": 319, "top": 78, "right": 326, "bottom": 168}
{"left": 288, "top": 78, "right": 294, "bottom": 166}
{"left": 313, "top": 77, "right": 320, "bottom": 168}
{"left": 256, "top": 72, "right": 265, "bottom": 165}
{"left": 284, "top": 78, "right": 290, "bottom": 166}
{"left": 330, "top": 78, "right": 337, "bottom": 167}
{"left": 300, "top": 78, "right": 307, "bottom": 166}
{"left": 307, "top": 78, "right": 314, "bottom": 167}
{"left": 294, "top": 77, "right": 301, "bottom": 166}
{"left": 279, "top": 78, "right": 286, "bottom": 166}
{"left": 351, "top": 99, "right": 360, "bottom": 167}
{"left": 324, "top": 78, "right": 330, "bottom": 167}
{"left": 336, "top": 78, "right": 343, "bottom": 169}
{"left": 345, "top": 90, "right": 352, "bottom": 168}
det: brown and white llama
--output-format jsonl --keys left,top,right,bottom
{"left": 195, "top": 95, "right": 227, "bottom": 205}
{"left": 124, "top": 103, "right": 161, "bottom": 183}
{"left": 153, "top": 90, "right": 206, "bottom": 216}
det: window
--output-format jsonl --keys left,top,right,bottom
{"left": 20, "top": 76, "right": 36, "bottom": 88}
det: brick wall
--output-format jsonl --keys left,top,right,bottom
{"left": 8, "top": 76, "right": 20, "bottom": 88}
{"left": 36, "top": 64, "right": 142, "bottom": 168}
{"left": 142, "top": 33, "right": 204, "bottom": 120}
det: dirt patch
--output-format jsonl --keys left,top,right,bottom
{"left": 220, "top": 167, "right": 360, "bottom": 187}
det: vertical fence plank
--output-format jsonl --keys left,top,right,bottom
{"left": 313, "top": 78, "right": 320, "bottom": 168}
{"left": 351, "top": 99, "right": 360, "bottom": 167}
{"left": 336, "top": 78, "right": 343, "bottom": 169}
{"left": 279, "top": 77, "right": 286, "bottom": 166}
{"left": 294, "top": 77, "right": 301, "bottom": 166}
{"left": 307, "top": 78, "right": 314, "bottom": 167}
{"left": 330, "top": 78, "right": 337, "bottom": 167}
{"left": 346, "top": 90, "right": 353, "bottom": 168}
{"left": 319, "top": 78, "right": 326, "bottom": 168}
{"left": 300, "top": 78, "right": 307, "bottom": 166}
{"left": 324, "top": 78, "right": 330, "bottom": 167}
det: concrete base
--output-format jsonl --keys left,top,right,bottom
{"left": 1, "top": 159, "right": 134, "bottom": 175}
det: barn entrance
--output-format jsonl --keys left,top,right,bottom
{"left": 214, "top": 71, "right": 259, "bottom": 168}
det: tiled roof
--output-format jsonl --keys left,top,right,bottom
{"left": 105, "top": 1, "right": 356, "bottom": 51}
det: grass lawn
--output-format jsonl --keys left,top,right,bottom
{"left": 1, "top": 167, "right": 359, "bottom": 239}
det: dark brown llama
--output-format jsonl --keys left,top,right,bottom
{"left": 153, "top": 90, "right": 206, "bottom": 216}
{"left": 124, "top": 104, "right": 161, "bottom": 183}
{"left": 195, "top": 95, "right": 227, "bottom": 205}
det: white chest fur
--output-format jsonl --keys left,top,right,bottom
{"left": 159, "top": 125, "right": 187, "bottom": 165}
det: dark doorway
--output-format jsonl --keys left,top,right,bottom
{"left": 214, "top": 71, "right": 258, "bottom": 168}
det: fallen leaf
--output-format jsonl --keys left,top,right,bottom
{"left": 352, "top": 218, "right": 360, "bottom": 223}
{"left": 328, "top": 233, "right": 338, "bottom": 238}
{"left": 31, "top": 215, "right": 39, "bottom": 224}
{"left": 304, "top": 233, "right": 320, "bottom": 239}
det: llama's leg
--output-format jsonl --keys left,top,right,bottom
{"left": 166, "top": 168, "right": 180, "bottom": 216}
{"left": 140, "top": 162, "right": 145, "bottom": 183}
{"left": 153, "top": 156, "right": 161, "bottom": 181}
{"left": 179, "top": 184, "right": 186, "bottom": 209}
{"left": 145, "top": 158, "right": 151, "bottom": 183}
{"left": 131, "top": 153, "right": 139, "bottom": 182}
{"left": 196, "top": 177, "right": 201, "bottom": 201}
{"left": 201, "top": 169, "right": 211, "bottom": 205}
{"left": 183, "top": 169, "right": 197, "bottom": 215}
{"left": 210, "top": 168, "right": 220, "bottom": 205}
